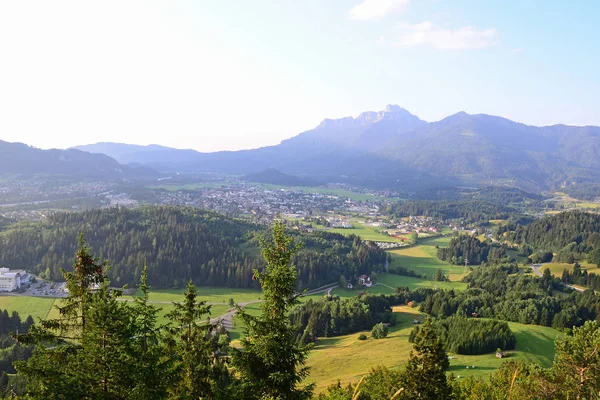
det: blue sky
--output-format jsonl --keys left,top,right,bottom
{"left": 0, "top": 0, "right": 598, "bottom": 151}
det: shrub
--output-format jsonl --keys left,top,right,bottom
{"left": 358, "top": 333, "right": 367, "bottom": 341}
{"left": 371, "top": 323, "right": 388, "bottom": 339}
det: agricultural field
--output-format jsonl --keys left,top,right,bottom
{"left": 0, "top": 296, "right": 57, "bottom": 321}
{"left": 387, "top": 237, "right": 470, "bottom": 281}
{"left": 261, "top": 184, "right": 386, "bottom": 202}
{"left": 124, "top": 286, "right": 263, "bottom": 305}
{"left": 306, "top": 305, "right": 560, "bottom": 393}
{"left": 323, "top": 222, "right": 402, "bottom": 243}
{"left": 541, "top": 262, "right": 599, "bottom": 277}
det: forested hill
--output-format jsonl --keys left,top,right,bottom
{"left": 0, "top": 206, "right": 385, "bottom": 289}
{"left": 503, "top": 211, "right": 600, "bottom": 265}
{"left": 381, "top": 199, "right": 511, "bottom": 223}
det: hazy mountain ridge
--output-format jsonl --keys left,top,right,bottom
{"left": 74, "top": 106, "right": 600, "bottom": 192}
{"left": 0, "top": 140, "right": 156, "bottom": 180}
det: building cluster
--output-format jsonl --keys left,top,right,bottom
{"left": 152, "top": 184, "right": 381, "bottom": 221}
{"left": 0, "top": 267, "right": 30, "bottom": 292}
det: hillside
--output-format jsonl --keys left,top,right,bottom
{"left": 75, "top": 106, "right": 600, "bottom": 192}
{"left": 241, "top": 168, "right": 321, "bottom": 187}
{"left": 0, "top": 206, "right": 385, "bottom": 289}
{"left": 0, "top": 140, "right": 156, "bottom": 180}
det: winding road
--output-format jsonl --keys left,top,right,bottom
{"left": 530, "top": 263, "right": 584, "bottom": 292}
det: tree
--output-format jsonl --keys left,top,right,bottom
{"left": 15, "top": 236, "right": 138, "bottom": 399}
{"left": 553, "top": 320, "right": 600, "bottom": 399}
{"left": 339, "top": 275, "right": 348, "bottom": 289}
{"left": 402, "top": 319, "right": 451, "bottom": 399}
{"left": 410, "top": 232, "right": 419, "bottom": 245}
{"left": 0, "top": 371, "right": 8, "bottom": 396}
{"left": 131, "top": 265, "right": 170, "bottom": 400}
{"left": 434, "top": 268, "right": 447, "bottom": 282}
{"left": 231, "top": 221, "right": 313, "bottom": 400}
{"left": 229, "top": 298, "right": 235, "bottom": 307}
{"left": 164, "top": 280, "right": 229, "bottom": 400}
{"left": 371, "top": 323, "right": 388, "bottom": 339}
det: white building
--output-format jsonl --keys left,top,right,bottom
{"left": 0, "top": 268, "right": 27, "bottom": 292}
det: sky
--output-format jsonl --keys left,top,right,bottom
{"left": 0, "top": 0, "right": 599, "bottom": 152}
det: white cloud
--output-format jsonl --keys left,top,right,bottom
{"left": 392, "top": 21, "right": 497, "bottom": 50}
{"left": 349, "top": 0, "right": 409, "bottom": 20}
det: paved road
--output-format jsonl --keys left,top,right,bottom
{"left": 530, "top": 264, "right": 584, "bottom": 292}
{"left": 211, "top": 282, "right": 340, "bottom": 330}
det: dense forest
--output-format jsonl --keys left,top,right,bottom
{"left": 409, "top": 316, "right": 515, "bottom": 355}
{"left": 420, "top": 263, "right": 600, "bottom": 330}
{"left": 0, "top": 308, "right": 34, "bottom": 395}
{"left": 411, "top": 186, "right": 544, "bottom": 205}
{"left": 436, "top": 235, "right": 508, "bottom": 265}
{"left": 562, "top": 183, "right": 600, "bottom": 201}
{"left": 0, "top": 206, "right": 385, "bottom": 289}
{"left": 382, "top": 199, "right": 512, "bottom": 223}
{"left": 290, "top": 295, "right": 397, "bottom": 343}
{"left": 503, "top": 211, "right": 600, "bottom": 265}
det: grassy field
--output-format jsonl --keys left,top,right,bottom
{"left": 387, "top": 237, "right": 470, "bottom": 281}
{"left": 542, "top": 262, "right": 599, "bottom": 277}
{"left": 124, "top": 286, "right": 263, "bottom": 305}
{"left": 0, "top": 296, "right": 57, "bottom": 320}
{"left": 306, "top": 305, "right": 560, "bottom": 392}
{"left": 324, "top": 222, "right": 402, "bottom": 243}
{"left": 377, "top": 274, "right": 468, "bottom": 291}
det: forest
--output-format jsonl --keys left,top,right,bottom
{"left": 436, "top": 235, "right": 508, "bottom": 265}
{"left": 0, "top": 206, "right": 385, "bottom": 289}
{"left": 420, "top": 263, "right": 600, "bottom": 330}
{"left": 409, "top": 315, "right": 515, "bottom": 355}
{"left": 381, "top": 199, "right": 512, "bottom": 223}
{"left": 290, "top": 294, "right": 397, "bottom": 344}
{"left": 1, "top": 224, "right": 600, "bottom": 399}
{"left": 501, "top": 211, "right": 600, "bottom": 265}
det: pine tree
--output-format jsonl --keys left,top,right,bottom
{"left": 231, "top": 220, "right": 313, "bottom": 400}
{"left": 165, "top": 280, "right": 230, "bottom": 399}
{"left": 131, "top": 265, "right": 170, "bottom": 400}
{"left": 14, "top": 236, "right": 138, "bottom": 399}
{"left": 402, "top": 318, "right": 451, "bottom": 399}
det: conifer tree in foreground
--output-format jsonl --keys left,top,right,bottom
{"left": 231, "top": 220, "right": 313, "bottom": 400}
{"left": 15, "top": 235, "right": 137, "bottom": 399}
{"left": 401, "top": 318, "right": 451, "bottom": 399}
{"left": 164, "top": 280, "right": 231, "bottom": 400}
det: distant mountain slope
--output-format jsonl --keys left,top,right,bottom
{"left": 242, "top": 168, "right": 321, "bottom": 187}
{"left": 74, "top": 105, "right": 600, "bottom": 191}
{"left": 0, "top": 140, "right": 156, "bottom": 180}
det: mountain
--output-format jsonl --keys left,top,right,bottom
{"left": 75, "top": 106, "right": 600, "bottom": 192}
{"left": 242, "top": 168, "right": 321, "bottom": 187}
{"left": 0, "top": 140, "right": 157, "bottom": 180}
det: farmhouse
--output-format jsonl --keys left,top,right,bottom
{"left": 358, "top": 274, "right": 372, "bottom": 287}
{"left": 0, "top": 267, "right": 29, "bottom": 292}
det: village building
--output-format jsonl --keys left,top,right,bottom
{"left": 358, "top": 274, "right": 372, "bottom": 287}
{"left": 0, "top": 267, "right": 29, "bottom": 292}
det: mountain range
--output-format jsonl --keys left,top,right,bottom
{"left": 69, "top": 105, "right": 600, "bottom": 192}
{"left": 0, "top": 140, "right": 156, "bottom": 180}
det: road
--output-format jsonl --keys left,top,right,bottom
{"left": 211, "top": 282, "right": 340, "bottom": 330}
{"left": 530, "top": 264, "right": 584, "bottom": 292}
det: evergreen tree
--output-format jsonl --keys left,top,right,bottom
{"left": 15, "top": 236, "right": 137, "bottom": 399}
{"left": 0, "top": 371, "right": 7, "bottom": 397}
{"left": 231, "top": 221, "right": 313, "bottom": 400}
{"left": 131, "top": 265, "right": 170, "bottom": 400}
{"left": 402, "top": 319, "right": 451, "bottom": 399}
{"left": 553, "top": 320, "right": 600, "bottom": 399}
{"left": 164, "top": 280, "right": 230, "bottom": 400}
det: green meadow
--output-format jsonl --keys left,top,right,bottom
{"left": 306, "top": 305, "right": 560, "bottom": 393}
{"left": 387, "top": 236, "right": 470, "bottom": 281}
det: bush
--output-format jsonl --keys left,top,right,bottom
{"left": 371, "top": 323, "right": 388, "bottom": 339}
{"left": 358, "top": 333, "right": 367, "bottom": 341}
